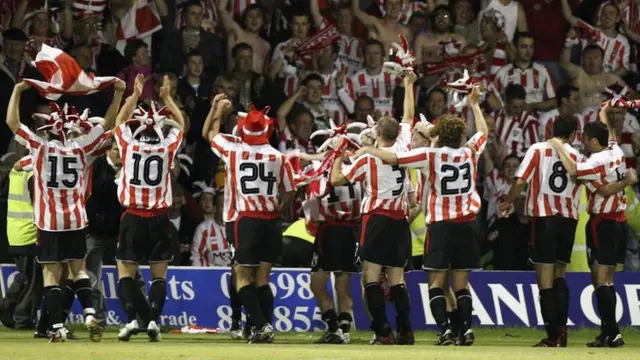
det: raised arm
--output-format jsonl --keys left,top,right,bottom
{"left": 548, "top": 138, "right": 577, "bottom": 176}
{"left": 159, "top": 75, "right": 185, "bottom": 130}
{"left": 516, "top": 3, "right": 528, "bottom": 32}
{"left": 560, "top": 31, "right": 583, "bottom": 81}
{"left": 560, "top": 0, "right": 579, "bottom": 27}
{"left": 330, "top": 152, "right": 349, "bottom": 186}
{"left": 469, "top": 85, "right": 489, "bottom": 134}
{"left": 310, "top": 0, "right": 324, "bottom": 27}
{"left": 10, "top": 0, "right": 27, "bottom": 29}
{"left": 218, "top": 0, "right": 243, "bottom": 36}
{"left": 6, "top": 82, "right": 31, "bottom": 133}
{"left": 352, "top": 0, "right": 379, "bottom": 29}
{"left": 277, "top": 86, "right": 306, "bottom": 131}
{"left": 599, "top": 102, "right": 617, "bottom": 142}
{"left": 402, "top": 72, "right": 417, "bottom": 125}
{"left": 101, "top": 79, "right": 126, "bottom": 130}
{"left": 202, "top": 93, "right": 231, "bottom": 141}
{"left": 115, "top": 74, "right": 145, "bottom": 128}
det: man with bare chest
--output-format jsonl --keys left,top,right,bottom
{"left": 560, "top": 32, "right": 628, "bottom": 112}
{"left": 218, "top": 0, "right": 271, "bottom": 74}
{"left": 414, "top": 6, "right": 467, "bottom": 65}
{"left": 352, "top": 0, "right": 412, "bottom": 52}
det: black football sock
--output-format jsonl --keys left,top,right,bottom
{"left": 338, "top": 312, "right": 353, "bottom": 333}
{"left": 390, "top": 284, "right": 411, "bottom": 334}
{"left": 609, "top": 285, "right": 617, "bottom": 313}
{"left": 448, "top": 309, "right": 461, "bottom": 335}
{"left": 607, "top": 285, "right": 620, "bottom": 336}
{"left": 61, "top": 279, "right": 75, "bottom": 319}
{"left": 118, "top": 277, "right": 138, "bottom": 323}
{"left": 595, "top": 286, "right": 617, "bottom": 337}
{"left": 455, "top": 289, "right": 473, "bottom": 333}
{"left": 229, "top": 277, "right": 242, "bottom": 322}
{"left": 135, "top": 277, "right": 150, "bottom": 325}
{"left": 428, "top": 288, "right": 450, "bottom": 333}
{"left": 148, "top": 278, "right": 167, "bottom": 323}
{"left": 256, "top": 285, "right": 274, "bottom": 326}
{"left": 553, "top": 277, "right": 569, "bottom": 328}
{"left": 321, "top": 308, "right": 339, "bottom": 333}
{"left": 72, "top": 276, "right": 95, "bottom": 315}
{"left": 37, "top": 300, "right": 49, "bottom": 334}
{"left": 43, "top": 286, "right": 64, "bottom": 330}
{"left": 238, "top": 285, "right": 266, "bottom": 328}
{"left": 540, "top": 288, "right": 559, "bottom": 340}
{"left": 364, "top": 282, "right": 391, "bottom": 337}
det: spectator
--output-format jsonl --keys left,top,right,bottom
{"left": 160, "top": 0, "right": 225, "bottom": 76}
{"left": 0, "top": 28, "right": 41, "bottom": 155}
{"left": 352, "top": 94, "right": 376, "bottom": 124}
{"left": 178, "top": 51, "right": 214, "bottom": 114}
{"left": 11, "top": 1, "right": 73, "bottom": 59}
{"left": 117, "top": 40, "right": 156, "bottom": 103}
{"left": 351, "top": 0, "right": 411, "bottom": 52}
{"left": 407, "top": 12, "right": 427, "bottom": 44}
{"left": 309, "top": 0, "right": 363, "bottom": 76}
{"left": 218, "top": 0, "right": 271, "bottom": 74}
{"left": 85, "top": 141, "right": 123, "bottom": 323}
{"left": 492, "top": 84, "right": 540, "bottom": 158}
{"left": 560, "top": 0, "right": 630, "bottom": 77}
{"left": 260, "top": 0, "right": 291, "bottom": 46}
{"left": 340, "top": 39, "right": 399, "bottom": 116}
{"left": 483, "top": 153, "right": 521, "bottom": 225}
{"left": 230, "top": 43, "right": 267, "bottom": 112}
{"left": 172, "top": 0, "right": 219, "bottom": 34}
{"left": 190, "top": 189, "right": 230, "bottom": 267}
{"left": 452, "top": 0, "right": 479, "bottom": 46}
{"left": 478, "top": 0, "right": 528, "bottom": 42}
{"left": 422, "top": 87, "right": 448, "bottom": 123}
{"left": 485, "top": 194, "right": 531, "bottom": 270}
{"left": 270, "top": 9, "right": 311, "bottom": 72}
{"left": 494, "top": 32, "right": 557, "bottom": 112}
{"left": 414, "top": 6, "right": 467, "bottom": 65}
{"left": 278, "top": 108, "right": 316, "bottom": 154}
{"left": 477, "top": 9, "right": 511, "bottom": 79}
{"left": 168, "top": 184, "right": 200, "bottom": 266}
{"left": 70, "top": 12, "right": 126, "bottom": 76}
{"left": 539, "top": 85, "right": 584, "bottom": 147}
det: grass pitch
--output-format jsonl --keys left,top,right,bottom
{"left": 0, "top": 327, "right": 638, "bottom": 360}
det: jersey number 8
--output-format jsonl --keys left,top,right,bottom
{"left": 549, "top": 161, "right": 568, "bottom": 193}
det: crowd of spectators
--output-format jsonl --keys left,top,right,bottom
{"left": 0, "top": 0, "right": 639, "bottom": 271}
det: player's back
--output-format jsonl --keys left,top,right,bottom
{"left": 116, "top": 126, "right": 183, "bottom": 210}
{"left": 354, "top": 152, "right": 409, "bottom": 216}
{"left": 230, "top": 143, "right": 294, "bottom": 217}
{"left": 422, "top": 146, "right": 482, "bottom": 223}
{"left": 518, "top": 141, "right": 583, "bottom": 219}
{"left": 582, "top": 143, "right": 627, "bottom": 214}
{"left": 321, "top": 181, "right": 362, "bottom": 222}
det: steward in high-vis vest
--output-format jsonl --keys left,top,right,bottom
{"left": 0, "top": 161, "right": 43, "bottom": 329}
{"left": 408, "top": 169, "right": 426, "bottom": 269}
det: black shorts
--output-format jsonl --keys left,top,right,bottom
{"left": 359, "top": 214, "right": 410, "bottom": 268}
{"left": 37, "top": 229, "right": 87, "bottom": 263}
{"left": 225, "top": 222, "right": 237, "bottom": 265}
{"left": 311, "top": 223, "right": 358, "bottom": 273}
{"left": 530, "top": 216, "right": 578, "bottom": 264}
{"left": 423, "top": 219, "right": 479, "bottom": 271}
{"left": 116, "top": 212, "right": 174, "bottom": 264}
{"left": 586, "top": 216, "right": 628, "bottom": 267}
{"left": 234, "top": 216, "right": 282, "bottom": 266}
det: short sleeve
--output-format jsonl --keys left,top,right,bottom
{"left": 465, "top": 132, "right": 487, "bottom": 155}
{"left": 515, "top": 147, "right": 539, "bottom": 182}
{"left": 280, "top": 156, "right": 296, "bottom": 192}
{"left": 210, "top": 133, "right": 241, "bottom": 160}
{"left": 14, "top": 124, "right": 45, "bottom": 153}
{"left": 342, "top": 155, "right": 369, "bottom": 183}
{"left": 397, "top": 147, "right": 431, "bottom": 169}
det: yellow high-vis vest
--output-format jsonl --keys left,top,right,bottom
{"left": 282, "top": 218, "right": 315, "bottom": 244}
{"left": 624, "top": 186, "right": 640, "bottom": 239}
{"left": 409, "top": 169, "right": 426, "bottom": 256}
{"left": 568, "top": 188, "right": 590, "bottom": 272}
{"left": 6, "top": 168, "right": 37, "bottom": 247}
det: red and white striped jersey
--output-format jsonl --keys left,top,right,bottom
{"left": 272, "top": 38, "right": 313, "bottom": 69}
{"left": 396, "top": 132, "right": 487, "bottom": 224}
{"left": 303, "top": 170, "right": 363, "bottom": 223}
{"left": 576, "top": 142, "right": 627, "bottom": 215}
{"left": 338, "top": 34, "right": 363, "bottom": 76}
{"left": 114, "top": 125, "right": 183, "bottom": 210}
{"left": 449, "top": 74, "right": 502, "bottom": 134}
{"left": 341, "top": 149, "right": 412, "bottom": 218}
{"left": 190, "top": 219, "right": 231, "bottom": 267}
{"left": 210, "top": 134, "right": 295, "bottom": 218}
{"left": 284, "top": 71, "right": 347, "bottom": 125}
{"left": 278, "top": 125, "right": 317, "bottom": 155}
{"left": 484, "top": 168, "right": 511, "bottom": 221}
{"left": 577, "top": 20, "right": 630, "bottom": 73}
{"left": 14, "top": 124, "right": 111, "bottom": 231}
{"left": 493, "top": 109, "right": 540, "bottom": 158}
{"left": 494, "top": 62, "right": 556, "bottom": 104}
{"left": 516, "top": 141, "right": 585, "bottom": 219}
{"left": 538, "top": 109, "right": 591, "bottom": 150}
{"left": 341, "top": 69, "right": 400, "bottom": 116}
{"left": 581, "top": 108, "right": 640, "bottom": 169}
{"left": 476, "top": 41, "right": 507, "bottom": 81}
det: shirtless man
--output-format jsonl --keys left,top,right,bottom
{"left": 414, "top": 5, "right": 467, "bottom": 65}
{"left": 218, "top": 0, "right": 271, "bottom": 74}
{"left": 560, "top": 28, "right": 628, "bottom": 112}
{"left": 352, "top": 0, "right": 412, "bottom": 52}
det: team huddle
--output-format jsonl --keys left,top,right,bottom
{"left": 6, "top": 48, "right": 633, "bottom": 348}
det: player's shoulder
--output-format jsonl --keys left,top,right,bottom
{"left": 532, "top": 62, "right": 551, "bottom": 73}
{"left": 494, "top": 64, "right": 514, "bottom": 76}
{"left": 539, "top": 108, "right": 559, "bottom": 122}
